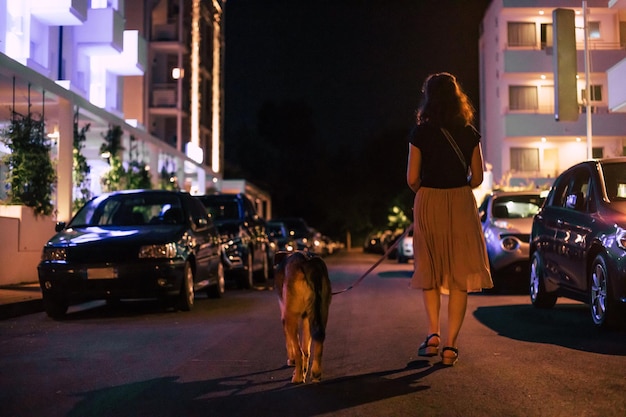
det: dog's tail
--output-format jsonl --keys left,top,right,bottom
{"left": 302, "top": 256, "right": 332, "bottom": 342}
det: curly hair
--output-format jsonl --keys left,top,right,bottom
{"left": 416, "top": 72, "right": 475, "bottom": 128}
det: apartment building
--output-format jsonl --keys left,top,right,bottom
{"left": 479, "top": 0, "right": 626, "bottom": 188}
{"left": 0, "top": 0, "right": 227, "bottom": 223}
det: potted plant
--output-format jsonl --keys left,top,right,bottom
{"left": 0, "top": 110, "right": 56, "bottom": 216}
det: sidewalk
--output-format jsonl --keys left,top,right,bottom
{"left": 0, "top": 283, "right": 44, "bottom": 319}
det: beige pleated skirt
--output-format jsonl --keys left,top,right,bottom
{"left": 411, "top": 186, "right": 493, "bottom": 294}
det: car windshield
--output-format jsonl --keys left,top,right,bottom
{"left": 267, "top": 223, "right": 285, "bottom": 237}
{"left": 203, "top": 199, "right": 240, "bottom": 220}
{"left": 492, "top": 194, "right": 545, "bottom": 219}
{"left": 281, "top": 220, "right": 309, "bottom": 238}
{"left": 69, "top": 193, "right": 185, "bottom": 227}
{"left": 601, "top": 162, "right": 626, "bottom": 202}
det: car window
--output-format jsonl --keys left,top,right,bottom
{"left": 552, "top": 167, "right": 591, "bottom": 212}
{"left": 550, "top": 171, "right": 571, "bottom": 208}
{"left": 600, "top": 162, "right": 626, "bottom": 201}
{"left": 205, "top": 200, "right": 240, "bottom": 220}
{"left": 188, "top": 197, "right": 211, "bottom": 230}
{"left": 492, "top": 194, "right": 544, "bottom": 219}
{"left": 70, "top": 194, "right": 184, "bottom": 226}
{"left": 478, "top": 196, "right": 490, "bottom": 223}
{"left": 565, "top": 168, "right": 591, "bottom": 212}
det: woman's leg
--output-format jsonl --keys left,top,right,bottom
{"left": 422, "top": 288, "right": 441, "bottom": 337}
{"left": 445, "top": 288, "right": 468, "bottom": 348}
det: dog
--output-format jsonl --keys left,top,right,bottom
{"left": 274, "top": 251, "right": 332, "bottom": 384}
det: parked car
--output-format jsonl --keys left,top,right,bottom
{"left": 196, "top": 193, "right": 271, "bottom": 288}
{"left": 363, "top": 230, "right": 395, "bottom": 255}
{"left": 266, "top": 221, "right": 297, "bottom": 254}
{"left": 270, "top": 217, "right": 314, "bottom": 252}
{"left": 396, "top": 227, "right": 414, "bottom": 263}
{"left": 529, "top": 158, "right": 626, "bottom": 328}
{"left": 37, "top": 190, "right": 224, "bottom": 319}
{"left": 478, "top": 190, "right": 546, "bottom": 291}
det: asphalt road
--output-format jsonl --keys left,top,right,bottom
{"left": 1, "top": 251, "right": 625, "bottom": 417}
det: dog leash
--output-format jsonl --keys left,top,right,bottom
{"left": 332, "top": 223, "right": 414, "bottom": 295}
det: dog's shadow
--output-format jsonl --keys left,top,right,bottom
{"left": 67, "top": 360, "right": 441, "bottom": 417}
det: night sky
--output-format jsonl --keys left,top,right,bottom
{"left": 223, "top": 0, "right": 492, "bottom": 239}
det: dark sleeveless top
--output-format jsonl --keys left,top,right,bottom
{"left": 408, "top": 123, "right": 480, "bottom": 189}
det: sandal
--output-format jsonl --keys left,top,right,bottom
{"left": 418, "top": 333, "right": 440, "bottom": 357}
{"left": 441, "top": 346, "right": 459, "bottom": 366}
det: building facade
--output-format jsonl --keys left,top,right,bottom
{"left": 479, "top": 0, "right": 626, "bottom": 188}
{"left": 0, "top": 0, "right": 226, "bottom": 224}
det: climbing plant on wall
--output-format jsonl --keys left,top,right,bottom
{"left": 73, "top": 110, "right": 92, "bottom": 213}
{"left": 0, "top": 110, "right": 56, "bottom": 216}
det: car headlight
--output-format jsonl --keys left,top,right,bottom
{"left": 42, "top": 247, "right": 66, "bottom": 262}
{"left": 501, "top": 237, "right": 520, "bottom": 251}
{"left": 224, "top": 236, "right": 242, "bottom": 248}
{"left": 493, "top": 220, "right": 512, "bottom": 229}
{"left": 139, "top": 243, "right": 177, "bottom": 259}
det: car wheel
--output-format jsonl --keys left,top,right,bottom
{"left": 207, "top": 261, "right": 225, "bottom": 299}
{"left": 589, "top": 255, "right": 618, "bottom": 328}
{"left": 177, "top": 261, "right": 195, "bottom": 311}
{"left": 529, "top": 252, "right": 557, "bottom": 309}
{"left": 238, "top": 252, "right": 254, "bottom": 289}
{"left": 43, "top": 294, "right": 68, "bottom": 319}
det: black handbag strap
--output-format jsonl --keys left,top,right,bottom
{"left": 440, "top": 127, "right": 467, "bottom": 173}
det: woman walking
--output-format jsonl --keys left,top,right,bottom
{"left": 406, "top": 72, "right": 493, "bottom": 366}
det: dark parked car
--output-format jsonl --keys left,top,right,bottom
{"left": 197, "top": 193, "right": 271, "bottom": 288}
{"left": 363, "top": 230, "right": 395, "bottom": 255}
{"left": 38, "top": 190, "right": 224, "bottom": 319}
{"left": 270, "top": 217, "right": 314, "bottom": 252}
{"left": 478, "top": 190, "right": 546, "bottom": 291}
{"left": 530, "top": 158, "right": 626, "bottom": 328}
{"left": 266, "top": 221, "right": 297, "bottom": 254}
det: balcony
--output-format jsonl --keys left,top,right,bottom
{"left": 74, "top": 7, "right": 124, "bottom": 55}
{"left": 152, "top": 85, "right": 177, "bottom": 107}
{"left": 504, "top": 112, "right": 626, "bottom": 137}
{"left": 151, "top": 23, "right": 189, "bottom": 54}
{"left": 29, "top": 0, "right": 87, "bottom": 26}
{"left": 504, "top": 49, "right": 626, "bottom": 74}
{"left": 103, "top": 31, "right": 148, "bottom": 76}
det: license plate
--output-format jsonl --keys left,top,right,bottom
{"left": 87, "top": 267, "right": 117, "bottom": 279}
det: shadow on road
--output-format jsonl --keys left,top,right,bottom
{"left": 67, "top": 360, "right": 447, "bottom": 417}
{"left": 473, "top": 303, "right": 626, "bottom": 355}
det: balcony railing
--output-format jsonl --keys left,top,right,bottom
{"left": 152, "top": 85, "right": 177, "bottom": 107}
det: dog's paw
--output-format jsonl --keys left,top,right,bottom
{"left": 310, "top": 372, "right": 322, "bottom": 383}
{"left": 291, "top": 375, "right": 305, "bottom": 384}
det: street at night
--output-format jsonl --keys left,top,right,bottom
{"left": 2, "top": 251, "right": 625, "bottom": 417}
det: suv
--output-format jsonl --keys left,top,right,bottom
{"left": 196, "top": 193, "right": 271, "bottom": 288}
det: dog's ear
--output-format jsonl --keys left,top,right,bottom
{"left": 274, "top": 251, "right": 290, "bottom": 266}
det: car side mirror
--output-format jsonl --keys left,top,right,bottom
{"left": 565, "top": 192, "right": 584, "bottom": 210}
